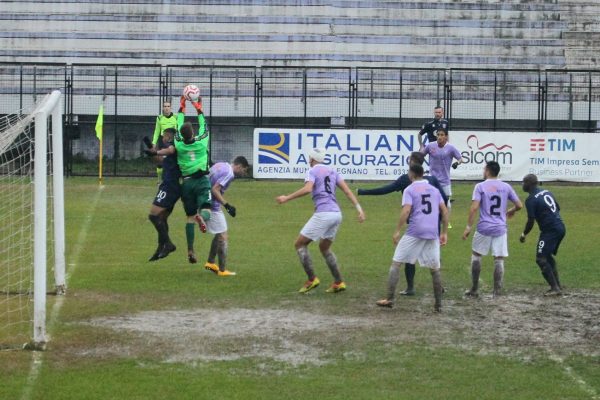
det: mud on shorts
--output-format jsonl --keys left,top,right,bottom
{"left": 181, "top": 175, "right": 212, "bottom": 216}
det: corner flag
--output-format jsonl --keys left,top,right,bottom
{"left": 95, "top": 104, "right": 104, "bottom": 140}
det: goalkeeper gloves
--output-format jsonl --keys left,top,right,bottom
{"left": 452, "top": 162, "right": 459, "bottom": 169}
{"left": 191, "top": 99, "right": 203, "bottom": 114}
{"left": 142, "top": 136, "right": 153, "bottom": 149}
{"left": 224, "top": 203, "right": 236, "bottom": 217}
{"left": 179, "top": 95, "right": 186, "bottom": 113}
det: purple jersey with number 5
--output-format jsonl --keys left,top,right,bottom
{"left": 423, "top": 142, "right": 461, "bottom": 186}
{"left": 473, "top": 179, "right": 519, "bottom": 237}
{"left": 209, "top": 162, "right": 234, "bottom": 212}
{"left": 403, "top": 180, "right": 444, "bottom": 240}
{"left": 306, "top": 165, "right": 341, "bottom": 213}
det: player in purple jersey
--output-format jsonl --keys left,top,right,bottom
{"left": 276, "top": 148, "right": 365, "bottom": 294}
{"left": 202, "top": 156, "right": 249, "bottom": 277}
{"left": 462, "top": 161, "right": 522, "bottom": 298}
{"left": 422, "top": 129, "right": 462, "bottom": 227}
{"left": 519, "top": 174, "right": 566, "bottom": 296}
{"left": 376, "top": 164, "right": 449, "bottom": 312}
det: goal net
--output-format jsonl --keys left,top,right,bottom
{"left": 0, "top": 90, "right": 65, "bottom": 350}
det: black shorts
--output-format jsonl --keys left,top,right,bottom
{"left": 536, "top": 229, "right": 566, "bottom": 258}
{"left": 152, "top": 180, "right": 181, "bottom": 211}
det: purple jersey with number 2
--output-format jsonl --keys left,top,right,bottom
{"left": 473, "top": 179, "right": 519, "bottom": 237}
{"left": 306, "top": 164, "right": 341, "bottom": 213}
{"left": 403, "top": 180, "right": 444, "bottom": 240}
{"left": 209, "top": 162, "right": 234, "bottom": 212}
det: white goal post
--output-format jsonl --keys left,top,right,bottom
{"left": 0, "top": 90, "right": 65, "bottom": 349}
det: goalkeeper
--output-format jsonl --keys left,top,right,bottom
{"left": 151, "top": 100, "right": 178, "bottom": 181}
{"left": 174, "top": 95, "right": 213, "bottom": 264}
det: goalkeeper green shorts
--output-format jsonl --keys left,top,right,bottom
{"left": 181, "top": 175, "right": 211, "bottom": 216}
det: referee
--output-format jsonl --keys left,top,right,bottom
{"left": 418, "top": 106, "right": 449, "bottom": 150}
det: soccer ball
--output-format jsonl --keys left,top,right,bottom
{"left": 182, "top": 84, "right": 200, "bottom": 101}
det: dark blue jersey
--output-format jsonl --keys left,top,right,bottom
{"left": 158, "top": 136, "right": 181, "bottom": 184}
{"left": 419, "top": 118, "right": 449, "bottom": 143}
{"left": 357, "top": 174, "right": 448, "bottom": 205}
{"left": 525, "top": 187, "right": 565, "bottom": 233}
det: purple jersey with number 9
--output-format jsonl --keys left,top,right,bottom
{"left": 402, "top": 180, "right": 443, "bottom": 239}
{"left": 306, "top": 165, "right": 341, "bottom": 213}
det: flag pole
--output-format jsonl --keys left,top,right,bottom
{"left": 95, "top": 96, "right": 105, "bottom": 186}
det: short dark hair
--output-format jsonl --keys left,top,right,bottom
{"left": 180, "top": 122, "right": 194, "bottom": 141}
{"left": 522, "top": 173, "right": 538, "bottom": 187}
{"left": 233, "top": 156, "right": 249, "bottom": 169}
{"left": 434, "top": 106, "right": 444, "bottom": 111}
{"left": 162, "top": 128, "right": 176, "bottom": 136}
{"left": 409, "top": 151, "right": 425, "bottom": 166}
{"left": 409, "top": 163, "right": 424, "bottom": 178}
{"left": 486, "top": 161, "right": 501, "bottom": 177}
{"left": 436, "top": 128, "right": 448, "bottom": 136}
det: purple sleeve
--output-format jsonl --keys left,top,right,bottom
{"left": 402, "top": 187, "right": 413, "bottom": 207}
{"left": 422, "top": 144, "right": 430, "bottom": 155}
{"left": 452, "top": 145, "right": 461, "bottom": 160}
{"left": 508, "top": 185, "right": 519, "bottom": 203}
{"left": 305, "top": 168, "right": 315, "bottom": 183}
{"left": 472, "top": 183, "right": 482, "bottom": 202}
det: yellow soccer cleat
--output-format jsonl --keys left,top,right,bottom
{"left": 298, "top": 277, "right": 320, "bottom": 293}
{"left": 325, "top": 281, "right": 346, "bottom": 293}
{"left": 217, "top": 269, "right": 236, "bottom": 277}
{"left": 204, "top": 262, "right": 219, "bottom": 274}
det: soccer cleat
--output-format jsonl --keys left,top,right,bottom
{"left": 399, "top": 288, "right": 415, "bottom": 296}
{"left": 325, "top": 281, "right": 346, "bottom": 293}
{"left": 188, "top": 252, "right": 197, "bottom": 264}
{"left": 157, "top": 242, "right": 176, "bottom": 259}
{"left": 217, "top": 269, "right": 236, "bottom": 277}
{"left": 376, "top": 299, "right": 394, "bottom": 308}
{"left": 148, "top": 246, "right": 161, "bottom": 262}
{"left": 204, "top": 262, "right": 219, "bottom": 274}
{"left": 544, "top": 288, "right": 562, "bottom": 297}
{"left": 298, "top": 277, "right": 320, "bottom": 293}
{"left": 194, "top": 214, "right": 207, "bottom": 233}
{"left": 464, "top": 289, "right": 479, "bottom": 298}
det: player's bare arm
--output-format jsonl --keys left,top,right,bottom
{"left": 439, "top": 202, "right": 449, "bottom": 246}
{"left": 393, "top": 204, "right": 411, "bottom": 245}
{"left": 276, "top": 181, "right": 314, "bottom": 204}
{"left": 506, "top": 198, "right": 523, "bottom": 219}
{"left": 520, "top": 217, "right": 536, "bottom": 243}
{"left": 462, "top": 200, "right": 480, "bottom": 240}
{"left": 337, "top": 179, "right": 365, "bottom": 222}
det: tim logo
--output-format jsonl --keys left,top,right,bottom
{"left": 529, "top": 138, "right": 575, "bottom": 152}
{"left": 258, "top": 132, "right": 290, "bottom": 164}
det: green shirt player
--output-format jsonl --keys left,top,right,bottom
{"left": 152, "top": 101, "right": 178, "bottom": 180}
{"left": 175, "top": 94, "right": 212, "bottom": 264}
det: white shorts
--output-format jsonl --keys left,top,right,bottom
{"left": 472, "top": 231, "right": 508, "bottom": 257}
{"left": 441, "top": 184, "right": 452, "bottom": 198}
{"left": 300, "top": 212, "right": 342, "bottom": 242}
{"left": 393, "top": 235, "right": 440, "bottom": 269}
{"left": 206, "top": 210, "right": 227, "bottom": 234}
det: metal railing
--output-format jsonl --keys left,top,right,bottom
{"left": 1, "top": 63, "right": 599, "bottom": 176}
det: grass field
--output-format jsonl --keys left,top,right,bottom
{"left": 2, "top": 177, "right": 599, "bottom": 400}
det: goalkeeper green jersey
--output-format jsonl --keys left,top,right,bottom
{"left": 175, "top": 112, "right": 210, "bottom": 176}
{"left": 152, "top": 113, "right": 178, "bottom": 145}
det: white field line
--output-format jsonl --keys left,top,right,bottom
{"left": 547, "top": 351, "right": 599, "bottom": 400}
{"left": 20, "top": 185, "right": 103, "bottom": 400}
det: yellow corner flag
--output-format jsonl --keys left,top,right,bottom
{"left": 95, "top": 104, "right": 104, "bottom": 140}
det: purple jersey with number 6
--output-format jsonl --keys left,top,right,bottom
{"left": 403, "top": 180, "right": 444, "bottom": 240}
{"left": 306, "top": 164, "right": 341, "bottom": 213}
{"left": 473, "top": 179, "right": 519, "bottom": 237}
{"left": 209, "top": 162, "right": 234, "bottom": 212}
{"left": 423, "top": 142, "right": 461, "bottom": 186}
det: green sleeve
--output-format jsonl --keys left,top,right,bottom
{"left": 176, "top": 111, "right": 185, "bottom": 141}
{"left": 195, "top": 113, "right": 208, "bottom": 140}
{"left": 152, "top": 116, "right": 161, "bottom": 145}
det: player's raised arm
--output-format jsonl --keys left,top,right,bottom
{"left": 276, "top": 181, "right": 314, "bottom": 204}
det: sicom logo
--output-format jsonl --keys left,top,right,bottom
{"left": 258, "top": 132, "right": 290, "bottom": 164}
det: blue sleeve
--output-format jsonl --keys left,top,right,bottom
{"left": 358, "top": 175, "right": 410, "bottom": 196}
{"left": 427, "top": 175, "right": 449, "bottom": 205}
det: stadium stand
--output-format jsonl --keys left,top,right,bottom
{"left": 0, "top": 0, "right": 597, "bottom": 69}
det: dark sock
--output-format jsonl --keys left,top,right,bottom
{"left": 431, "top": 269, "right": 443, "bottom": 311}
{"left": 208, "top": 235, "right": 218, "bottom": 263}
{"left": 323, "top": 251, "right": 342, "bottom": 282}
{"left": 185, "top": 223, "right": 195, "bottom": 251}
{"left": 405, "top": 263, "right": 416, "bottom": 290}
{"left": 149, "top": 214, "right": 168, "bottom": 246}
{"left": 537, "top": 257, "right": 559, "bottom": 290}
{"left": 471, "top": 255, "right": 482, "bottom": 292}
{"left": 217, "top": 239, "right": 228, "bottom": 271}
{"left": 548, "top": 256, "right": 561, "bottom": 289}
